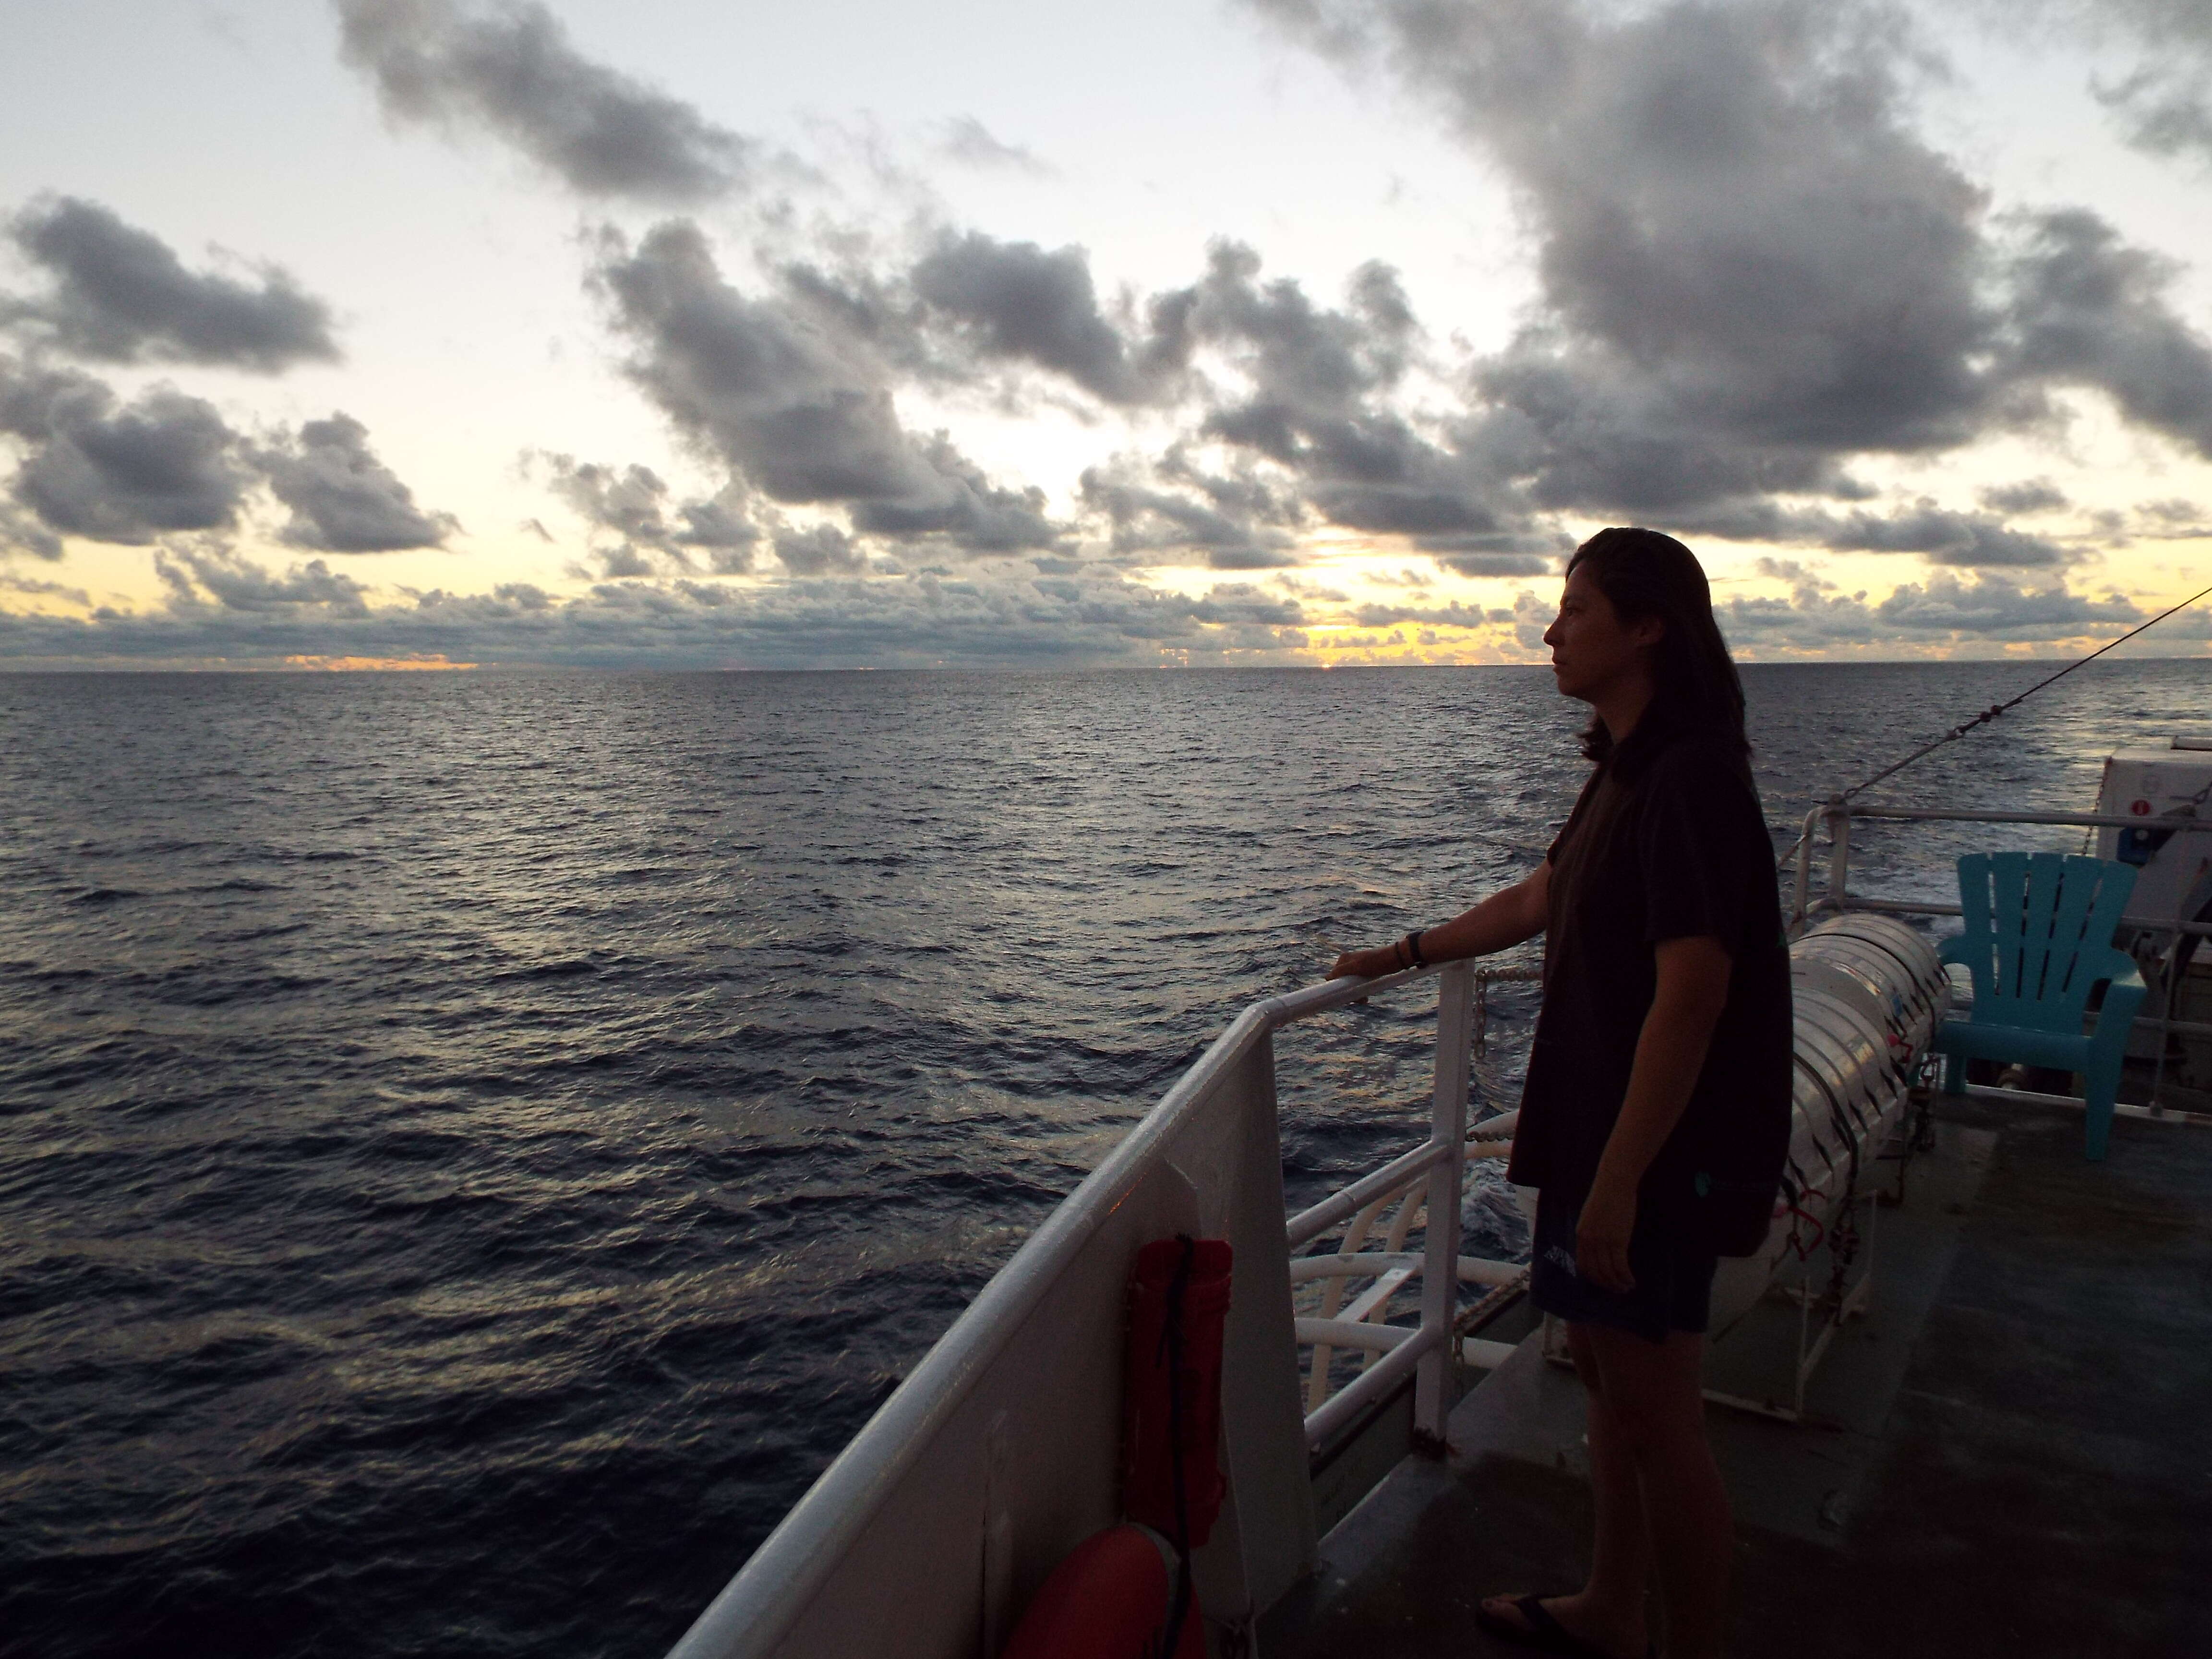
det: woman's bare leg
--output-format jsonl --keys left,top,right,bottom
{"left": 1568, "top": 1321, "right": 1658, "bottom": 1647}
{"left": 1477, "top": 1322, "right": 1650, "bottom": 1658}
{"left": 1582, "top": 1324, "right": 1731, "bottom": 1659}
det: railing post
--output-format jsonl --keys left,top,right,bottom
{"left": 1414, "top": 960, "right": 1475, "bottom": 1445}
{"left": 1791, "top": 809, "right": 1820, "bottom": 932}
{"left": 1825, "top": 801, "right": 1851, "bottom": 915}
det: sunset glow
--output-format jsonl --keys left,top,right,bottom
{"left": 2, "top": 1, "right": 2209, "bottom": 669}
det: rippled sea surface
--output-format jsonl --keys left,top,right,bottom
{"left": 3, "top": 660, "right": 2205, "bottom": 1659}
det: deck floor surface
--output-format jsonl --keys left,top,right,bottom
{"left": 1262, "top": 1097, "right": 2212, "bottom": 1658}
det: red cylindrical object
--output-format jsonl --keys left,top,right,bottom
{"left": 1119, "top": 1237, "right": 1232, "bottom": 1549}
{"left": 998, "top": 1524, "right": 1203, "bottom": 1659}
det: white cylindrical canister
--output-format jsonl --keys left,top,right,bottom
{"left": 1708, "top": 914, "right": 1948, "bottom": 1333}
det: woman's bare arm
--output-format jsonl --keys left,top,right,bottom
{"left": 1573, "top": 934, "right": 1733, "bottom": 1291}
{"left": 1327, "top": 861, "right": 1551, "bottom": 980}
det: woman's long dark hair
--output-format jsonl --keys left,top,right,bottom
{"left": 1566, "top": 527, "right": 1747, "bottom": 767}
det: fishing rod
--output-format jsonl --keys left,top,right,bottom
{"left": 1834, "top": 577, "right": 2212, "bottom": 805}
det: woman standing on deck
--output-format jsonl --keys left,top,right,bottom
{"left": 1329, "top": 527, "right": 1791, "bottom": 1659}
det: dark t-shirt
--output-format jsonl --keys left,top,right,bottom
{"left": 1505, "top": 719, "right": 1793, "bottom": 1256}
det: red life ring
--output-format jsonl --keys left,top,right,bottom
{"left": 1121, "top": 1238, "right": 1232, "bottom": 1546}
{"left": 999, "top": 1237, "right": 1231, "bottom": 1659}
{"left": 998, "top": 1524, "right": 1203, "bottom": 1659}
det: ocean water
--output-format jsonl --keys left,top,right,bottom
{"left": 2, "top": 658, "right": 2204, "bottom": 1659}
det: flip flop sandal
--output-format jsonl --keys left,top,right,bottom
{"left": 1472, "top": 1595, "right": 1652, "bottom": 1659}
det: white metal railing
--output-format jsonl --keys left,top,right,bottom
{"left": 1285, "top": 964, "right": 1538, "bottom": 1444}
{"left": 1278, "top": 958, "right": 1481, "bottom": 1450}
{"left": 668, "top": 957, "right": 1538, "bottom": 1659}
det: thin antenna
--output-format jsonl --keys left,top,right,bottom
{"left": 1837, "top": 579, "right": 2212, "bottom": 805}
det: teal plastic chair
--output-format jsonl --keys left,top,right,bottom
{"left": 1935, "top": 853, "right": 2146, "bottom": 1160}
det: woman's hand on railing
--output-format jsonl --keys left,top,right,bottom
{"left": 1326, "top": 871, "right": 1551, "bottom": 982}
{"left": 1327, "top": 946, "right": 1405, "bottom": 981}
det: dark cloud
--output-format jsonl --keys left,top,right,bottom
{"left": 2137, "top": 496, "right": 2205, "bottom": 530}
{"left": 1078, "top": 448, "right": 1303, "bottom": 569}
{"left": 1677, "top": 495, "right": 2070, "bottom": 566}
{"left": 1979, "top": 478, "right": 2069, "bottom": 515}
{"left": 591, "top": 542, "right": 655, "bottom": 579}
{"left": 334, "top": 0, "right": 753, "bottom": 202}
{"left": 2006, "top": 207, "right": 2212, "bottom": 458}
{"left": 0, "top": 569, "right": 87, "bottom": 601}
{"left": 2095, "top": 66, "right": 2212, "bottom": 163}
{"left": 603, "top": 214, "right": 1491, "bottom": 577}
{"left": 541, "top": 453, "right": 757, "bottom": 574}
{"left": 1721, "top": 566, "right": 2141, "bottom": 650}
{"left": 770, "top": 233, "right": 1214, "bottom": 425}
{"left": 596, "top": 221, "right": 938, "bottom": 501}
{"left": 848, "top": 433, "right": 1057, "bottom": 553}
{"left": 546, "top": 457, "right": 669, "bottom": 545}
{"left": 0, "top": 559, "right": 1314, "bottom": 670}
{"left": 0, "top": 356, "right": 253, "bottom": 542}
{"left": 156, "top": 541, "right": 373, "bottom": 615}
{"left": 594, "top": 220, "right": 1061, "bottom": 556}
{"left": 1186, "top": 245, "right": 1426, "bottom": 492}
{"left": 1249, "top": 0, "right": 2212, "bottom": 555}
{"left": 1194, "top": 247, "right": 1416, "bottom": 425}
{"left": 776, "top": 260, "right": 936, "bottom": 381}
{"left": 1350, "top": 598, "right": 1514, "bottom": 628}
{"left": 1060, "top": 231, "right": 1567, "bottom": 571}
{"left": 0, "top": 357, "right": 445, "bottom": 557}
{"left": 259, "top": 413, "right": 456, "bottom": 552}
{"left": 1252, "top": 0, "right": 2001, "bottom": 511}
{"left": 771, "top": 521, "right": 864, "bottom": 576}
{"left": 910, "top": 231, "right": 1154, "bottom": 404}
{"left": 779, "top": 233, "right": 1190, "bottom": 409}
{"left": 0, "top": 498, "right": 63, "bottom": 561}
{"left": 2, "top": 197, "right": 339, "bottom": 372}
{"left": 1511, "top": 589, "right": 1552, "bottom": 651}
{"left": 1817, "top": 505, "right": 2069, "bottom": 567}
{"left": 1874, "top": 571, "right": 2139, "bottom": 634}
{"left": 2027, "top": 0, "right": 2212, "bottom": 165}
{"left": 1361, "top": 566, "right": 1431, "bottom": 589}
{"left": 888, "top": 231, "right": 1503, "bottom": 560}
{"left": 1127, "top": 242, "right": 1521, "bottom": 561}
{"left": 1183, "top": 583, "right": 1305, "bottom": 628}
{"left": 1429, "top": 549, "right": 1556, "bottom": 577}
{"left": 675, "top": 493, "right": 757, "bottom": 555}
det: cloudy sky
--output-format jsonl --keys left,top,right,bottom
{"left": 2, "top": 0, "right": 2210, "bottom": 669}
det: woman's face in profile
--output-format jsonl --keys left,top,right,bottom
{"left": 1542, "top": 563, "right": 1652, "bottom": 704}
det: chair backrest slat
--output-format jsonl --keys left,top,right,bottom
{"left": 2003, "top": 853, "right": 2042, "bottom": 1005}
{"left": 2040, "top": 854, "right": 2101, "bottom": 1002}
{"left": 1957, "top": 852, "right": 1998, "bottom": 1002}
{"left": 1952, "top": 853, "right": 2137, "bottom": 1033}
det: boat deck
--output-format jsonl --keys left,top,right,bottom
{"left": 1262, "top": 1095, "right": 2212, "bottom": 1658}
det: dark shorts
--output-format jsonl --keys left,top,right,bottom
{"left": 1528, "top": 1191, "right": 1719, "bottom": 1345}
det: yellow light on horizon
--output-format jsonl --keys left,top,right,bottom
{"left": 279, "top": 655, "right": 479, "bottom": 672}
